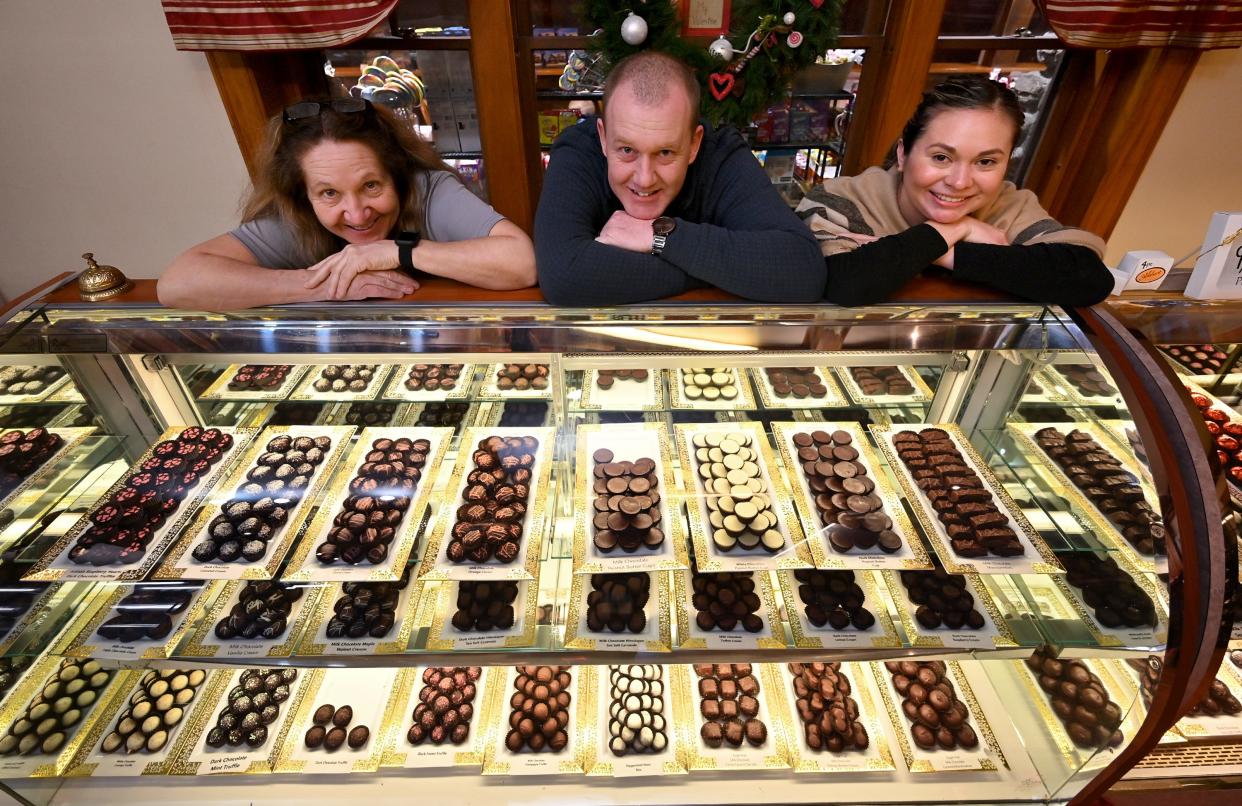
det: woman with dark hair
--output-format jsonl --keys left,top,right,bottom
{"left": 802, "top": 77, "right": 1113, "bottom": 307}
{"left": 158, "top": 98, "right": 535, "bottom": 309}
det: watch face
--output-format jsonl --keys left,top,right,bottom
{"left": 652, "top": 217, "right": 675, "bottom": 236}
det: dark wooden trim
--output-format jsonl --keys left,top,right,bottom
{"left": 934, "top": 34, "right": 1062, "bottom": 49}
{"left": 0, "top": 272, "right": 74, "bottom": 324}
{"left": 843, "top": 0, "right": 947, "bottom": 175}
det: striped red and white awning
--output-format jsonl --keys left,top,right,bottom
{"left": 1039, "top": 1, "right": 1242, "bottom": 49}
{"left": 162, "top": 1, "right": 398, "bottom": 51}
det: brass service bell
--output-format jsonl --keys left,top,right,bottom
{"left": 77, "top": 252, "right": 133, "bottom": 301}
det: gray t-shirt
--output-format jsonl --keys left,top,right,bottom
{"left": 230, "top": 170, "right": 504, "bottom": 269}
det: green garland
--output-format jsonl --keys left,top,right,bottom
{"left": 580, "top": 0, "right": 842, "bottom": 129}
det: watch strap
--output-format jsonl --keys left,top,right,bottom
{"left": 396, "top": 231, "right": 421, "bottom": 273}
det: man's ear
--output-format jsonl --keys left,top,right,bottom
{"left": 688, "top": 124, "right": 704, "bottom": 164}
{"left": 895, "top": 139, "right": 906, "bottom": 171}
{"left": 596, "top": 117, "right": 607, "bottom": 155}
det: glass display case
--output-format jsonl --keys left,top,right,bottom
{"left": 0, "top": 285, "right": 1230, "bottom": 805}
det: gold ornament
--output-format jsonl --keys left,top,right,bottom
{"left": 77, "top": 252, "right": 133, "bottom": 301}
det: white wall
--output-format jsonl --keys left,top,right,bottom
{"left": 1106, "top": 47, "right": 1242, "bottom": 266}
{"left": 0, "top": 0, "right": 250, "bottom": 302}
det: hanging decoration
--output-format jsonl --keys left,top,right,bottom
{"left": 582, "top": 0, "right": 842, "bottom": 129}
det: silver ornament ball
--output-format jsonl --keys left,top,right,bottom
{"left": 784, "top": 12, "right": 796, "bottom": 26}
{"left": 621, "top": 12, "right": 648, "bottom": 46}
{"left": 708, "top": 36, "right": 734, "bottom": 61}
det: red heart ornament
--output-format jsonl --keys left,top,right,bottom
{"left": 708, "top": 72, "right": 735, "bottom": 102}
{"left": 810, "top": 0, "right": 825, "bottom": 7}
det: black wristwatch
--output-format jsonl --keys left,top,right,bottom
{"left": 395, "top": 230, "right": 422, "bottom": 274}
{"left": 651, "top": 217, "right": 676, "bottom": 256}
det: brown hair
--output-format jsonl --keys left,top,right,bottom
{"left": 602, "top": 51, "right": 700, "bottom": 131}
{"left": 241, "top": 100, "right": 452, "bottom": 265}
{"left": 890, "top": 77, "right": 1024, "bottom": 166}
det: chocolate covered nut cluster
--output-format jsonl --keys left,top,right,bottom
{"left": 893, "top": 428, "right": 1024, "bottom": 558}
{"left": 899, "top": 564, "right": 987, "bottom": 631}
{"left": 1129, "top": 656, "right": 1242, "bottom": 717}
{"left": 100, "top": 669, "right": 206, "bottom": 755}
{"left": 343, "top": 401, "right": 398, "bottom": 427}
{"left": 451, "top": 581, "right": 519, "bottom": 631}
{"left": 416, "top": 401, "right": 470, "bottom": 427}
{"left": 1053, "top": 364, "right": 1117, "bottom": 397}
{"left": 406, "top": 666, "right": 482, "bottom": 746}
{"left": 679, "top": 366, "right": 737, "bottom": 402}
{"left": 0, "top": 658, "right": 111, "bottom": 756}
{"left": 316, "top": 436, "right": 426, "bottom": 566}
{"left": 213, "top": 580, "right": 306, "bottom": 641}
{"left": 498, "top": 401, "right": 548, "bottom": 427}
{"left": 596, "top": 369, "right": 647, "bottom": 389}
{"left": 884, "top": 660, "right": 979, "bottom": 751}
{"left": 850, "top": 366, "right": 914, "bottom": 396}
{"left": 0, "top": 365, "right": 64, "bottom": 396}
{"left": 764, "top": 366, "right": 829, "bottom": 399}
{"left": 404, "top": 363, "right": 463, "bottom": 392}
{"left": 1033, "top": 427, "right": 1166, "bottom": 556}
{"left": 694, "top": 663, "right": 767, "bottom": 748}
{"left": 447, "top": 435, "right": 538, "bottom": 565}
{"left": 96, "top": 581, "right": 202, "bottom": 642}
{"left": 792, "top": 429, "right": 902, "bottom": 554}
{"left": 69, "top": 426, "right": 233, "bottom": 566}
{"left": 787, "top": 662, "right": 869, "bottom": 752}
{"left": 691, "top": 570, "right": 764, "bottom": 633}
{"left": 0, "top": 427, "right": 64, "bottom": 498}
{"left": 1164, "top": 343, "right": 1232, "bottom": 373}
{"left": 311, "top": 364, "right": 380, "bottom": 394}
{"left": 304, "top": 703, "right": 369, "bottom": 751}
{"left": 1026, "top": 648, "right": 1123, "bottom": 748}
{"left": 1059, "top": 553, "right": 1157, "bottom": 629}
{"left": 192, "top": 433, "right": 332, "bottom": 564}
{"left": 495, "top": 363, "right": 549, "bottom": 391}
{"left": 590, "top": 448, "right": 664, "bottom": 553}
{"left": 691, "top": 431, "right": 783, "bottom": 553}
{"left": 586, "top": 572, "right": 650, "bottom": 633}
{"left": 0, "top": 656, "right": 32, "bottom": 701}
{"left": 792, "top": 569, "right": 876, "bottom": 630}
{"left": 606, "top": 665, "right": 668, "bottom": 756}
{"left": 204, "top": 668, "right": 297, "bottom": 749}
{"left": 1187, "top": 390, "right": 1242, "bottom": 485}
{"left": 504, "top": 665, "right": 572, "bottom": 753}
{"left": 325, "top": 571, "right": 410, "bottom": 639}
{"left": 226, "top": 364, "right": 291, "bottom": 391}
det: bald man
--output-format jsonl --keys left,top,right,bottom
{"left": 534, "top": 51, "right": 824, "bottom": 306}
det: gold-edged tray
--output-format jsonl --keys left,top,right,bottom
{"left": 776, "top": 569, "right": 901, "bottom": 649}
{"left": 673, "top": 663, "right": 791, "bottom": 772}
{"left": 581, "top": 664, "right": 686, "bottom": 777}
{"left": 564, "top": 571, "right": 673, "bottom": 652}
{"left": 1009, "top": 657, "right": 1132, "bottom": 772}
{"left": 425, "top": 579, "right": 539, "bottom": 650}
{"left": 748, "top": 367, "right": 848, "bottom": 410}
{"left": 673, "top": 569, "right": 786, "bottom": 650}
{"left": 477, "top": 363, "right": 554, "bottom": 400}
{"left": 0, "top": 426, "right": 96, "bottom": 514}
{"left": 577, "top": 369, "right": 666, "bottom": 411}
{"left": 198, "top": 364, "right": 310, "bottom": 401}
{"left": 177, "top": 580, "right": 323, "bottom": 659}
{"left": 832, "top": 363, "right": 934, "bottom": 406}
{"left": 1044, "top": 362, "right": 1126, "bottom": 408}
{"left": 271, "top": 668, "right": 398, "bottom": 774}
{"left": 871, "top": 423, "right": 1063, "bottom": 575}
{"left": 379, "top": 363, "right": 477, "bottom": 402}
{"left": 481, "top": 664, "right": 587, "bottom": 776}
{"left": 0, "top": 582, "right": 62, "bottom": 654}
{"left": 0, "top": 369, "right": 74, "bottom": 405}
{"left": 379, "top": 666, "right": 499, "bottom": 770}
{"left": 289, "top": 364, "right": 396, "bottom": 402}
{"left": 668, "top": 366, "right": 756, "bottom": 410}
{"left": 296, "top": 577, "right": 422, "bottom": 656}
{"left": 880, "top": 569, "right": 1018, "bottom": 649}
{"left": 1047, "top": 557, "right": 1168, "bottom": 648}
{"left": 53, "top": 581, "right": 218, "bottom": 661}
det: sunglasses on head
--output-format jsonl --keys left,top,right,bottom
{"left": 282, "top": 98, "right": 369, "bottom": 123}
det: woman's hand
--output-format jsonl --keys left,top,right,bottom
{"left": 336, "top": 268, "right": 418, "bottom": 301}
{"left": 961, "top": 219, "right": 1010, "bottom": 247}
{"left": 304, "top": 241, "right": 404, "bottom": 299}
{"left": 928, "top": 218, "right": 1009, "bottom": 270}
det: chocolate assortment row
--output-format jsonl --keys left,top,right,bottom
{"left": 310, "top": 364, "right": 380, "bottom": 394}
{"left": 416, "top": 401, "right": 470, "bottom": 427}
{"left": 1052, "top": 364, "right": 1117, "bottom": 398}
{"left": 586, "top": 572, "right": 649, "bottom": 634}
{"left": 691, "top": 570, "right": 764, "bottom": 633}
{"left": 0, "top": 427, "right": 65, "bottom": 498}
{"left": 1032, "top": 427, "right": 1166, "bottom": 556}
{"left": 316, "top": 435, "right": 427, "bottom": 566}
{"left": 304, "top": 702, "right": 369, "bottom": 752}
{"left": 899, "top": 563, "right": 987, "bottom": 631}
{"left": 495, "top": 363, "right": 549, "bottom": 391}
{"left": 192, "top": 433, "right": 332, "bottom": 564}
{"left": 0, "top": 659, "right": 112, "bottom": 756}
{"left": 1187, "top": 389, "right": 1242, "bottom": 485}
{"left": 324, "top": 571, "right": 410, "bottom": 639}
{"left": 792, "top": 568, "right": 876, "bottom": 631}
{"left": 504, "top": 665, "right": 572, "bottom": 753}
{"left": 606, "top": 665, "right": 668, "bottom": 756}
{"left": 342, "top": 401, "right": 398, "bottom": 427}
{"left": 100, "top": 669, "right": 206, "bottom": 755}
{"left": 1129, "top": 656, "right": 1242, "bottom": 717}
{"left": 0, "top": 655, "right": 32, "bottom": 701}
{"left": 595, "top": 369, "right": 647, "bottom": 389}
{"left": 1163, "top": 343, "right": 1232, "bottom": 374}
{"left": 451, "top": 581, "right": 519, "bottom": 632}
{"left": 407, "top": 666, "right": 482, "bottom": 746}
{"left": 894, "top": 427, "right": 1024, "bottom": 558}
{"left": 788, "top": 662, "right": 869, "bottom": 752}
{"left": 226, "top": 365, "right": 292, "bottom": 392}
{"left": 0, "top": 365, "right": 64, "bottom": 397}
{"left": 204, "top": 668, "right": 298, "bottom": 749}
{"left": 692, "top": 430, "right": 783, "bottom": 553}
{"left": 95, "top": 581, "right": 202, "bottom": 643}
{"left": 679, "top": 367, "right": 738, "bottom": 402}
{"left": 498, "top": 401, "right": 548, "bottom": 427}
{"left": 850, "top": 366, "right": 914, "bottom": 396}
{"left": 763, "top": 366, "right": 829, "bottom": 400}
{"left": 590, "top": 448, "right": 664, "bottom": 553}
{"left": 404, "top": 363, "right": 464, "bottom": 392}
{"left": 213, "top": 580, "right": 306, "bottom": 641}
{"left": 1058, "top": 553, "right": 1157, "bottom": 629}
{"left": 1026, "top": 648, "right": 1123, "bottom": 749}
{"left": 267, "top": 401, "right": 324, "bottom": 426}
{"left": 694, "top": 663, "right": 767, "bottom": 748}
{"left": 0, "top": 573, "right": 46, "bottom": 639}
{"left": 71, "top": 426, "right": 233, "bottom": 566}
{"left": 446, "top": 435, "right": 538, "bottom": 565}
{"left": 791, "top": 429, "right": 902, "bottom": 554}
{"left": 884, "top": 660, "right": 979, "bottom": 751}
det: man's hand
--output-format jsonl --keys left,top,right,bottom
{"left": 306, "top": 267, "right": 416, "bottom": 301}
{"left": 595, "top": 211, "right": 657, "bottom": 253}
{"left": 304, "top": 241, "right": 405, "bottom": 299}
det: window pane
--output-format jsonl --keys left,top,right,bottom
{"left": 940, "top": 0, "right": 1050, "bottom": 37}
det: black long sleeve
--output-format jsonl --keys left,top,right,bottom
{"left": 823, "top": 224, "right": 1114, "bottom": 307}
